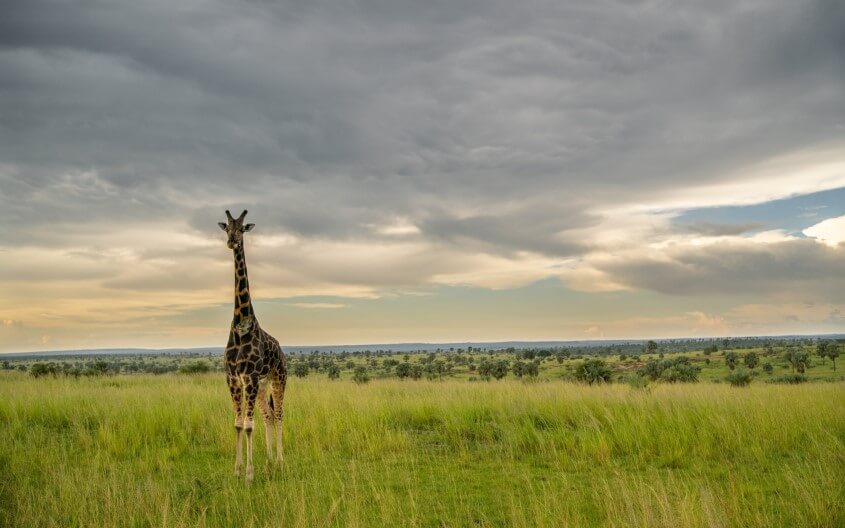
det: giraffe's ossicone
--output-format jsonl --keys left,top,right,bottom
{"left": 218, "top": 209, "right": 288, "bottom": 482}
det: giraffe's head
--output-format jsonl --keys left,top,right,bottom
{"left": 218, "top": 210, "right": 254, "bottom": 250}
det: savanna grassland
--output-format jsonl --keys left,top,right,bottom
{"left": 1, "top": 362, "right": 843, "bottom": 527}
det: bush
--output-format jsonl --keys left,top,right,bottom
{"left": 625, "top": 374, "right": 650, "bottom": 390}
{"left": 638, "top": 357, "right": 699, "bottom": 383}
{"left": 293, "top": 363, "right": 309, "bottom": 378}
{"left": 395, "top": 362, "right": 412, "bottom": 379}
{"left": 661, "top": 362, "right": 701, "bottom": 383}
{"left": 179, "top": 361, "right": 211, "bottom": 374}
{"left": 30, "top": 363, "right": 57, "bottom": 378}
{"left": 574, "top": 359, "right": 612, "bottom": 384}
{"left": 352, "top": 366, "right": 370, "bottom": 384}
{"left": 726, "top": 368, "right": 752, "bottom": 387}
{"left": 725, "top": 351, "right": 739, "bottom": 370}
{"left": 326, "top": 364, "right": 341, "bottom": 380}
{"left": 744, "top": 352, "right": 759, "bottom": 370}
{"left": 771, "top": 374, "right": 807, "bottom": 384}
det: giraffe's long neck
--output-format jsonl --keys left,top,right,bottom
{"left": 232, "top": 244, "right": 254, "bottom": 323}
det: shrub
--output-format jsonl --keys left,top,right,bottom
{"left": 179, "top": 361, "right": 211, "bottom": 374}
{"left": 625, "top": 374, "right": 650, "bottom": 390}
{"left": 744, "top": 352, "right": 759, "bottom": 370}
{"left": 352, "top": 366, "right": 370, "bottom": 384}
{"left": 762, "top": 363, "right": 773, "bottom": 374}
{"left": 293, "top": 363, "right": 309, "bottom": 378}
{"left": 771, "top": 374, "right": 807, "bottom": 384}
{"left": 30, "top": 363, "right": 57, "bottom": 378}
{"left": 726, "top": 368, "right": 752, "bottom": 387}
{"left": 661, "top": 362, "right": 700, "bottom": 383}
{"left": 395, "top": 362, "right": 412, "bottom": 379}
{"left": 574, "top": 359, "right": 612, "bottom": 384}
{"left": 639, "top": 359, "right": 663, "bottom": 381}
{"left": 326, "top": 363, "right": 341, "bottom": 380}
{"left": 725, "top": 351, "right": 739, "bottom": 370}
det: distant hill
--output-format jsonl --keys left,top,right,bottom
{"left": 2, "top": 334, "right": 842, "bottom": 358}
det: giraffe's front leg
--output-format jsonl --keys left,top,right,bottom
{"left": 243, "top": 373, "right": 259, "bottom": 483}
{"left": 228, "top": 375, "right": 244, "bottom": 477}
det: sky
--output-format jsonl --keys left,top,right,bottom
{"left": 1, "top": 0, "right": 844, "bottom": 352}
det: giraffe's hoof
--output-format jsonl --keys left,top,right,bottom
{"left": 246, "top": 470, "right": 254, "bottom": 483}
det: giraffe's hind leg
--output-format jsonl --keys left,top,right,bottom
{"left": 270, "top": 368, "right": 287, "bottom": 466}
{"left": 257, "top": 379, "right": 275, "bottom": 464}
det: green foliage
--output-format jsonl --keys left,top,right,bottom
{"left": 639, "top": 359, "right": 664, "bottom": 381}
{"left": 478, "top": 359, "right": 509, "bottom": 380}
{"left": 762, "top": 362, "right": 774, "bottom": 374}
{"left": 638, "top": 357, "right": 700, "bottom": 383}
{"left": 178, "top": 360, "right": 211, "bottom": 374}
{"left": 744, "top": 352, "right": 759, "bottom": 371}
{"left": 326, "top": 363, "right": 341, "bottom": 380}
{"left": 574, "top": 359, "right": 611, "bottom": 384}
{"left": 352, "top": 366, "right": 370, "bottom": 384}
{"left": 29, "top": 362, "right": 57, "bottom": 378}
{"left": 293, "top": 363, "right": 310, "bottom": 378}
{"left": 726, "top": 368, "right": 753, "bottom": 387}
{"left": 395, "top": 362, "right": 412, "bottom": 379}
{"left": 772, "top": 374, "right": 808, "bottom": 384}
{"left": 817, "top": 341, "right": 840, "bottom": 371}
{"left": 725, "top": 351, "right": 739, "bottom": 370}
{"left": 625, "top": 374, "right": 650, "bottom": 390}
{"left": 661, "top": 360, "right": 701, "bottom": 383}
{"left": 785, "top": 348, "right": 810, "bottom": 374}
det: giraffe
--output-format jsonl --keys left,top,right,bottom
{"left": 218, "top": 209, "right": 287, "bottom": 482}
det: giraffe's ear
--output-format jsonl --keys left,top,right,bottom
{"left": 243, "top": 223, "right": 255, "bottom": 232}
{"left": 218, "top": 222, "right": 228, "bottom": 231}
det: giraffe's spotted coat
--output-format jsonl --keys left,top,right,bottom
{"left": 219, "top": 210, "right": 288, "bottom": 480}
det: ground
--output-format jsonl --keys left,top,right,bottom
{"left": 0, "top": 372, "right": 842, "bottom": 527}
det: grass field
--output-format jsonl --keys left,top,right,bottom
{"left": 1, "top": 373, "right": 843, "bottom": 527}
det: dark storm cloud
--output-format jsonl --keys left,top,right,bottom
{"left": 1, "top": 0, "right": 843, "bottom": 257}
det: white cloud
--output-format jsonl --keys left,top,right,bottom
{"left": 804, "top": 214, "right": 845, "bottom": 247}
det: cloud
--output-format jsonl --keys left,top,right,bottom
{"left": 588, "top": 237, "right": 845, "bottom": 299}
{"left": 803, "top": 215, "right": 845, "bottom": 246}
{"left": 290, "top": 303, "right": 347, "bottom": 310}
{"left": 1, "top": 0, "right": 844, "bottom": 349}
{"left": 680, "top": 222, "right": 765, "bottom": 237}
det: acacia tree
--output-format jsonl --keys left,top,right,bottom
{"left": 785, "top": 348, "right": 810, "bottom": 374}
{"left": 828, "top": 345, "right": 840, "bottom": 371}
{"left": 817, "top": 341, "right": 840, "bottom": 371}
{"left": 725, "top": 351, "right": 739, "bottom": 371}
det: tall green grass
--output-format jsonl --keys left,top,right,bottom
{"left": 0, "top": 373, "right": 842, "bottom": 527}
